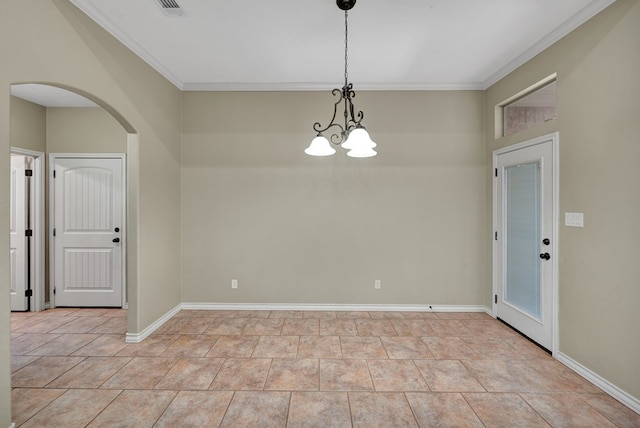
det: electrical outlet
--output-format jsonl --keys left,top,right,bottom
{"left": 374, "top": 280, "right": 381, "bottom": 289}
{"left": 231, "top": 279, "right": 238, "bottom": 289}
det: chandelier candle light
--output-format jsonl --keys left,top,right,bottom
{"left": 305, "top": 0, "right": 377, "bottom": 158}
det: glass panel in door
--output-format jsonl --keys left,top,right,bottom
{"left": 505, "top": 161, "right": 541, "bottom": 320}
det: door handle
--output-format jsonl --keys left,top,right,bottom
{"left": 113, "top": 237, "right": 120, "bottom": 243}
{"left": 539, "top": 252, "right": 550, "bottom": 260}
{"left": 542, "top": 238, "right": 550, "bottom": 245}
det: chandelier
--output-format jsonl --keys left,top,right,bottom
{"left": 305, "top": 0, "right": 377, "bottom": 158}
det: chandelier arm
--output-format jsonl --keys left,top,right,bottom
{"left": 343, "top": 86, "right": 364, "bottom": 131}
{"left": 328, "top": 125, "right": 347, "bottom": 145}
{"left": 313, "top": 88, "right": 346, "bottom": 144}
{"left": 342, "top": 86, "right": 349, "bottom": 134}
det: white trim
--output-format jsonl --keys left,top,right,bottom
{"left": 49, "top": 153, "right": 127, "bottom": 308}
{"left": 181, "top": 81, "right": 485, "bottom": 92}
{"left": 492, "top": 132, "right": 560, "bottom": 356}
{"left": 9, "top": 147, "right": 44, "bottom": 159}
{"left": 68, "top": 0, "right": 184, "bottom": 89}
{"left": 8, "top": 423, "right": 16, "bottom": 428}
{"left": 10, "top": 148, "right": 45, "bottom": 312}
{"left": 49, "top": 153, "right": 127, "bottom": 159}
{"left": 551, "top": 134, "right": 560, "bottom": 355}
{"left": 125, "top": 303, "right": 490, "bottom": 343}
{"left": 181, "top": 302, "right": 491, "bottom": 313}
{"left": 125, "top": 304, "right": 182, "bottom": 343}
{"left": 48, "top": 155, "right": 54, "bottom": 307}
{"left": 498, "top": 74, "right": 557, "bottom": 108}
{"left": 556, "top": 352, "right": 640, "bottom": 415}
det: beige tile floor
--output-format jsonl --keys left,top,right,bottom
{"left": 10, "top": 308, "right": 640, "bottom": 427}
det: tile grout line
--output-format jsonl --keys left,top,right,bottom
{"left": 11, "top": 308, "right": 639, "bottom": 426}
{"left": 460, "top": 391, "right": 489, "bottom": 427}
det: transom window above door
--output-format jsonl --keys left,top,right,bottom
{"left": 499, "top": 76, "right": 557, "bottom": 138}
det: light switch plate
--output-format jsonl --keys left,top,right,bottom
{"left": 565, "top": 212, "right": 584, "bottom": 227}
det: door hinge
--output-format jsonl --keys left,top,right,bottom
{"left": 495, "top": 294, "right": 498, "bottom": 304}
{"left": 25, "top": 169, "right": 33, "bottom": 177}
{"left": 25, "top": 289, "right": 33, "bottom": 297}
{"left": 53, "top": 228, "right": 56, "bottom": 237}
{"left": 53, "top": 288, "right": 56, "bottom": 295}
{"left": 53, "top": 170, "right": 56, "bottom": 179}
{"left": 495, "top": 168, "right": 498, "bottom": 177}
{"left": 25, "top": 229, "right": 33, "bottom": 237}
{"left": 494, "top": 231, "right": 498, "bottom": 240}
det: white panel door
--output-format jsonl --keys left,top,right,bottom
{"left": 53, "top": 157, "right": 124, "bottom": 307}
{"left": 10, "top": 155, "right": 27, "bottom": 311}
{"left": 495, "top": 138, "right": 555, "bottom": 351}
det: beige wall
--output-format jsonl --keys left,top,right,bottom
{"left": 1, "top": 0, "right": 638, "bottom": 424}
{"left": 0, "top": 0, "right": 182, "bottom": 424}
{"left": 10, "top": 96, "right": 46, "bottom": 153}
{"left": 46, "top": 107, "right": 127, "bottom": 153}
{"left": 485, "top": 0, "right": 640, "bottom": 400}
{"left": 181, "top": 91, "right": 486, "bottom": 305}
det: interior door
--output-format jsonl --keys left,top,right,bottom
{"left": 10, "top": 155, "right": 27, "bottom": 311}
{"left": 495, "top": 137, "right": 555, "bottom": 351}
{"left": 52, "top": 156, "right": 124, "bottom": 307}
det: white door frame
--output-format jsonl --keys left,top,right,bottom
{"left": 492, "top": 132, "right": 559, "bottom": 355}
{"left": 11, "top": 147, "right": 45, "bottom": 312}
{"left": 49, "top": 153, "right": 127, "bottom": 309}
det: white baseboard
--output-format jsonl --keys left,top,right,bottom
{"left": 180, "top": 302, "right": 491, "bottom": 313}
{"left": 125, "top": 304, "right": 181, "bottom": 343}
{"left": 122, "top": 302, "right": 638, "bottom": 415}
{"left": 556, "top": 352, "right": 640, "bottom": 415}
{"left": 125, "top": 302, "right": 490, "bottom": 343}
{"left": 8, "top": 423, "right": 15, "bottom": 428}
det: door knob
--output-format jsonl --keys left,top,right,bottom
{"left": 539, "top": 252, "right": 550, "bottom": 260}
{"left": 542, "top": 238, "right": 550, "bottom": 245}
{"left": 114, "top": 227, "right": 120, "bottom": 233}
{"left": 113, "top": 237, "right": 120, "bottom": 243}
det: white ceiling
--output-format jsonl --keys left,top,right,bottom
{"left": 67, "top": 0, "right": 615, "bottom": 91}
{"left": 11, "top": 84, "right": 99, "bottom": 108}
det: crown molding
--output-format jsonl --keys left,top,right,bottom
{"left": 181, "top": 81, "right": 485, "bottom": 92}
{"left": 482, "top": 0, "right": 617, "bottom": 89}
{"left": 69, "top": 0, "right": 185, "bottom": 90}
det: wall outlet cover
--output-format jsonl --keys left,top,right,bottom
{"left": 565, "top": 212, "right": 584, "bottom": 227}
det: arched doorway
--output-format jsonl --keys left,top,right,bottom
{"left": 8, "top": 83, "right": 139, "bottom": 333}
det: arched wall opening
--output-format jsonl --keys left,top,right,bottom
{"left": 8, "top": 82, "right": 139, "bottom": 336}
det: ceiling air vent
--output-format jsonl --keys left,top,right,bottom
{"left": 156, "top": 0, "right": 184, "bottom": 16}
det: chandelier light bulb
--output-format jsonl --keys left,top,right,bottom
{"left": 305, "top": 134, "right": 336, "bottom": 156}
{"left": 347, "top": 145, "right": 377, "bottom": 158}
{"left": 342, "top": 126, "right": 376, "bottom": 150}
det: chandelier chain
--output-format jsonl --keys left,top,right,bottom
{"left": 344, "top": 10, "right": 349, "bottom": 86}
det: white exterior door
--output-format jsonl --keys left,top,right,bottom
{"left": 10, "top": 155, "right": 28, "bottom": 311}
{"left": 52, "top": 156, "right": 124, "bottom": 307}
{"left": 495, "top": 135, "right": 557, "bottom": 351}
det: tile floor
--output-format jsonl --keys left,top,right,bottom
{"left": 10, "top": 308, "right": 640, "bottom": 427}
